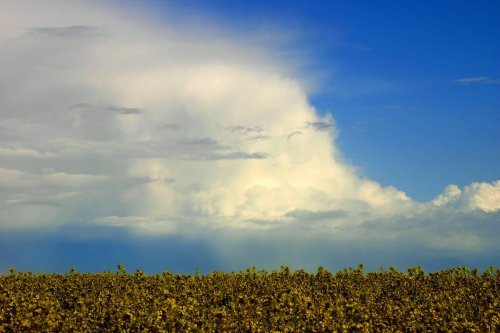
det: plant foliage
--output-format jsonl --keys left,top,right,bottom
{"left": 0, "top": 266, "right": 498, "bottom": 332}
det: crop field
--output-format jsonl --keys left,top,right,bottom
{"left": 0, "top": 265, "right": 498, "bottom": 332}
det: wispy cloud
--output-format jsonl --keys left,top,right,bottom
{"left": 307, "top": 121, "right": 334, "bottom": 131}
{"left": 454, "top": 76, "right": 500, "bottom": 85}
{"left": 28, "top": 25, "right": 101, "bottom": 38}
{"left": 227, "top": 125, "right": 264, "bottom": 133}
{"left": 108, "top": 106, "right": 143, "bottom": 115}
{"left": 286, "top": 131, "right": 302, "bottom": 139}
{"left": 248, "top": 135, "right": 271, "bottom": 141}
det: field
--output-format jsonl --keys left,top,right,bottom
{"left": 1, "top": 265, "right": 498, "bottom": 332}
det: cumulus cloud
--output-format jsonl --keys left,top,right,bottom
{"left": 433, "top": 181, "right": 500, "bottom": 212}
{"left": 0, "top": 0, "right": 498, "bottom": 269}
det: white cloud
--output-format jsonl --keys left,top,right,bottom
{"left": 460, "top": 181, "right": 500, "bottom": 212}
{"left": 0, "top": 1, "right": 498, "bottom": 268}
{"left": 454, "top": 76, "right": 500, "bottom": 85}
{"left": 433, "top": 181, "right": 500, "bottom": 212}
{"left": 432, "top": 184, "right": 463, "bottom": 206}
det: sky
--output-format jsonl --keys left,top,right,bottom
{"left": 0, "top": 0, "right": 499, "bottom": 274}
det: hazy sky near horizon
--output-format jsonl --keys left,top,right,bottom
{"left": 0, "top": 0, "right": 499, "bottom": 274}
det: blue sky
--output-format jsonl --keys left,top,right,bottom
{"left": 0, "top": 0, "right": 498, "bottom": 274}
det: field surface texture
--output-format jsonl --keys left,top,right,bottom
{"left": 1, "top": 266, "right": 498, "bottom": 332}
